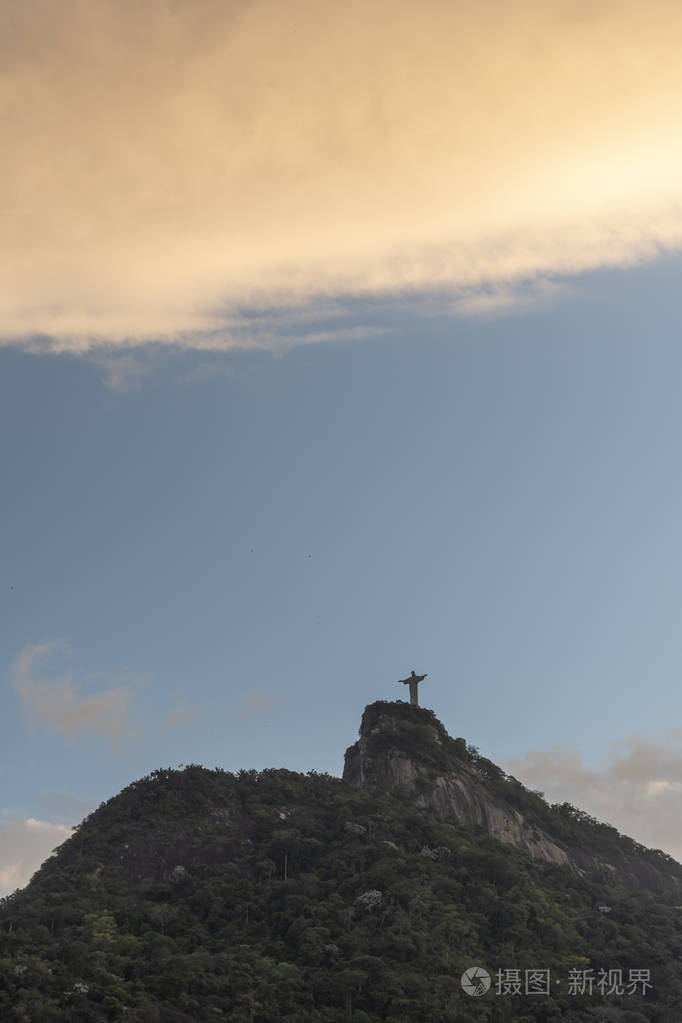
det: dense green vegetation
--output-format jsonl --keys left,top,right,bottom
{"left": 2, "top": 706, "right": 682, "bottom": 1021}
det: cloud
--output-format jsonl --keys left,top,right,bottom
{"left": 454, "top": 279, "right": 578, "bottom": 318}
{"left": 8, "top": 641, "right": 140, "bottom": 747}
{"left": 87, "top": 351, "right": 160, "bottom": 392}
{"left": 0, "top": 815, "right": 72, "bottom": 899}
{"left": 504, "top": 727, "right": 682, "bottom": 862}
{"left": 163, "top": 702, "right": 205, "bottom": 731}
{"left": 4, "top": 0, "right": 682, "bottom": 351}
{"left": 238, "top": 690, "right": 280, "bottom": 718}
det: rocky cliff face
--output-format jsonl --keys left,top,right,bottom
{"left": 343, "top": 701, "right": 682, "bottom": 894}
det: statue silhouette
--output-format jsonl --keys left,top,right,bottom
{"left": 397, "top": 669, "right": 427, "bottom": 706}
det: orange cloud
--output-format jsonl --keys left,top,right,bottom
{"left": 4, "top": 0, "right": 682, "bottom": 350}
{"left": 9, "top": 641, "right": 140, "bottom": 747}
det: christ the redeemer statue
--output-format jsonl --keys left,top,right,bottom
{"left": 398, "top": 669, "right": 427, "bottom": 706}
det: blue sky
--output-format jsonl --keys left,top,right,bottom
{"left": 6, "top": 0, "right": 682, "bottom": 895}
{"left": 5, "top": 254, "right": 682, "bottom": 893}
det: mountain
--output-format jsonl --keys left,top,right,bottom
{"left": 344, "top": 702, "right": 682, "bottom": 896}
{"left": 1, "top": 700, "right": 682, "bottom": 1022}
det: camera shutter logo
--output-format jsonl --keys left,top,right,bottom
{"left": 461, "top": 966, "right": 491, "bottom": 997}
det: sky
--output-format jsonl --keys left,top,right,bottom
{"left": 4, "top": 0, "right": 682, "bottom": 895}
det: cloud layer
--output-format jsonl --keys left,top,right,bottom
{"left": 505, "top": 728, "right": 682, "bottom": 862}
{"left": 4, "top": 0, "right": 682, "bottom": 350}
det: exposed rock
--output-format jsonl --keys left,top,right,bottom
{"left": 420, "top": 845, "right": 452, "bottom": 860}
{"left": 355, "top": 889, "right": 383, "bottom": 911}
{"left": 343, "top": 700, "right": 682, "bottom": 894}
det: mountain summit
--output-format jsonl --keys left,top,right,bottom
{"left": 345, "top": 700, "right": 682, "bottom": 894}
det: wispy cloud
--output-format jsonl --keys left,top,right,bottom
{"left": 238, "top": 689, "right": 280, "bottom": 718}
{"left": 163, "top": 701, "right": 205, "bottom": 732}
{"left": 8, "top": 641, "right": 143, "bottom": 748}
{"left": 87, "top": 351, "right": 160, "bottom": 392}
{"left": 0, "top": 815, "right": 72, "bottom": 898}
{"left": 505, "top": 727, "right": 682, "bottom": 862}
{"left": 454, "top": 279, "right": 578, "bottom": 319}
{"left": 4, "top": 0, "right": 682, "bottom": 351}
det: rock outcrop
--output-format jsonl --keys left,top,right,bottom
{"left": 343, "top": 700, "right": 682, "bottom": 894}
